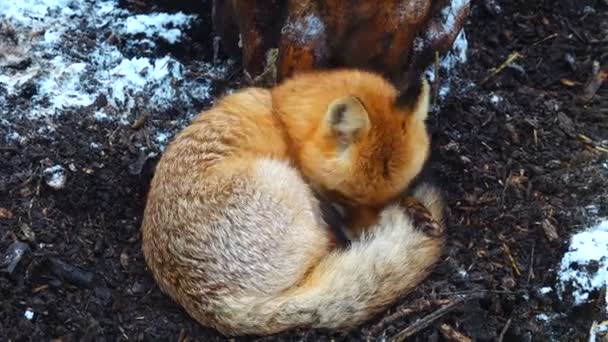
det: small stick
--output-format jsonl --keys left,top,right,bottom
{"left": 527, "top": 242, "right": 536, "bottom": 285}
{"left": 529, "top": 33, "right": 558, "bottom": 48}
{"left": 389, "top": 294, "right": 482, "bottom": 341}
{"left": 131, "top": 110, "right": 149, "bottom": 130}
{"left": 502, "top": 242, "right": 521, "bottom": 276}
{"left": 481, "top": 52, "right": 522, "bottom": 85}
{"left": 577, "top": 134, "right": 608, "bottom": 153}
{"left": 367, "top": 299, "right": 448, "bottom": 337}
{"left": 367, "top": 307, "right": 417, "bottom": 337}
{"left": 497, "top": 317, "right": 513, "bottom": 342}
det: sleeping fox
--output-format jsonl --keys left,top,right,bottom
{"left": 141, "top": 69, "right": 445, "bottom": 336}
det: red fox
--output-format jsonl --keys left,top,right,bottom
{"left": 141, "top": 69, "right": 445, "bottom": 336}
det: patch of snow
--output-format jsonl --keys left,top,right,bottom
{"left": 104, "top": 56, "right": 183, "bottom": 113}
{"left": 441, "top": 0, "right": 469, "bottom": 33}
{"left": 0, "top": 0, "right": 228, "bottom": 125}
{"left": 439, "top": 84, "right": 451, "bottom": 98}
{"left": 557, "top": 220, "right": 608, "bottom": 305}
{"left": 24, "top": 308, "right": 34, "bottom": 320}
{"left": 586, "top": 204, "right": 600, "bottom": 216}
{"left": 94, "top": 110, "right": 109, "bottom": 122}
{"left": 0, "top": 0, "right": 73, "bottom": 26}
{"left": 539, "top": 287, "right": 553, "bottom": 295}
{"left": 281, "top": 14, "right": 325, "bottom": 45}
{"left": 42, "top": 28, "right": 62, "bottom": 46}
{"left": 437, "top": 29, "right": 468, "bottom": 77}
{"left": 582, "top": 6, "right": 596, "bottom": 15}
{"left": 536, "top": 313, "right": 550, "bottom": 322}
{"left": 34, "top": 58, "right": 94, "bottom": 115}
{"left": 5, "top": 131, "right": 26, "bottom": 144}
{"left": 424, "top": 25, "right": 469, "bottom": 100}
{"left": 116, "top": 12, "right": 195, "bottom": 44}
{"left": 154, "top": 132, "right": 170, "bottom": 144}
{"left": 490, "top": 93, "right": 503, "bottom": 104}
{"left": 154, "top": 132, "right": 172, "bottom": 151}
{"left": 457, "top": 269, "right": 468, "bottom": 278}
{"left": 90, "top": 142, "right": 101, "bottom": 149}
{"left": 42, "top": 165, "right": 66, "bottom": 190}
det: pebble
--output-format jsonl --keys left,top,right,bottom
{"left": 1, "top": 240, "right": 30, "bottom": 274}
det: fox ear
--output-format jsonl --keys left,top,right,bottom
{"left": 395, "top": 76, "right": 430, "bottom": 121}
{"left": 323, "top": 96, "right": 371, "bottom": 147}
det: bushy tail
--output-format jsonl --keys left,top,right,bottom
{"left": 215, "top": 183, "right": 446, "bottom": 336}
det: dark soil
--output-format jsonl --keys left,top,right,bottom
{"left": 1, "top": 0, "right": 607, "bottom": 341}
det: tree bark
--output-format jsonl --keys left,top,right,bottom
{"left": 212, "top": 0, "right": 471, "bottom": 86}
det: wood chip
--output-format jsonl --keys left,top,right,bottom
{"left": 0, "top": 207, "right": 14, "bottom": 220}
{"left": 439, "top": 324, "right": 472, "bottom": 342}
{"left": 580, "top": 67, "right": 607, "bottom": 103}
{"left": 560, "top": 78, "right": 578, "bottom": 87}
{"left": 20, "top": 223, "right": 36, "bottom": 242}
{"left": 131, "top": 111, "right": 148, "bottom": 130}
{"left": 502, "top": 242, "right": 521, "bottom": 276}
{"left": 120, "top": 251, "right": 129, "bottom": 268}
{"left": 541, "top": 219, "right": 559, "bottom": 242}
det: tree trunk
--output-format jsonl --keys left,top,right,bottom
{"left": 212, "top": 0, "right": 471, "bottom": 86}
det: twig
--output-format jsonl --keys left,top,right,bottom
{"left": 529, "top": 33, "right": 559, "bottom": 48}
{"left": 439, "top": 289, "right": 527, "bottom": 297}
{"left": 563, "top": 18, "right": 587, "bottom": 44}
{"left": 527, "top": 242, "right": 536, "bottom": 285}
{"left": 131, "top": 110, "right": 149, "bottom": 130}
{"left": 497, "top": 317, "right": 513, "bottom": 342}
{"left": 577, "top": 134, "right": 608, "bottom": 153}
{"left": 367, "top": 299, "right": 450, "bottom": 337}
{"left": 480, "top": 52, "right": 522, "bottom": 85}
{"left": 502, "top": 242, "right": 521, "bottom": 276}
{"left": 367, "top": 307, "right": 417, "bottom": 337}
{"left": 389, "top": 294, "right": 483, "bottom": 341}
{"left": 500, "top": 170, "right": 512, "bottom": 206}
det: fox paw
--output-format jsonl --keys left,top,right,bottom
{"left": 399, "top": 197, "right": 444, "bottom": 238}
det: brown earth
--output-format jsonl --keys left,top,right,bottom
{"left": 1, "top": 0, "right": 607, "bottom": 341}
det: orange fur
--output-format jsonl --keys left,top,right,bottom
{"left": 272, "top": 69, "right": 430, "bottom": 207}
{"left": 141, "top": 69, "right": 442, "bottom": 336}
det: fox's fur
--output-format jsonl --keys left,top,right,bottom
{"left": 141, "top": 69, "right": 445, "bottom": 336}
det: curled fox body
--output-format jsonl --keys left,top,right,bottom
{"left": 141, "top": 69, "right": 446, "bottom": 336}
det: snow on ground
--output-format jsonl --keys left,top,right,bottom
{"left": 42, "top": 164, "right": 66, "bottom": 190}
{"left": 117, "top": 12, "right": 195, "bottom": 44}
{"left": 281, "top": 13, "right": 325, "bottom": 45}
{"left": 423, "top": 1, "right": 471, "bottom": 101}
{"left": 0, "top": 0, "right": 229, "bottom": 149}
{"left": 557, "top": 219, "right": 608, "bottom": 306}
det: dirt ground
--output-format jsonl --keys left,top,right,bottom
{"left": 1, "top": 0, "right": 607, "bottom": 341}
